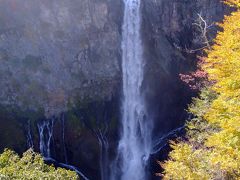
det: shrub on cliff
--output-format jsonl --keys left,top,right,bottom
{"left": 0, "top": 149, "right": 78, "bottom": 179}
{"left": 160, "top": 1, "right": 240, "bottom": 179}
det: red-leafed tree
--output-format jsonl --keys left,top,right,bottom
{"left": 180, "top": 57, "right": 211, "bottom": 90}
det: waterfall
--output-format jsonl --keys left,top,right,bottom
{"left": 114, "top": 0, "right": 152, "bottom": 179}
{"left": 96, "top": 130, "right": 109, "bottom": 180}
{"left": 61, "top": 114, "right": 68, "bottom": 164}
{"left": 151, "top": 126, "right": 185, "bottom": 155}
{"left": 38, "top": 119, "right": 54, "bottom": 158}
{"left": 26, "top": 120, "right": 34, "bottom": 149}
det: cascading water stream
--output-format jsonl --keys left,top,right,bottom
{"left": 26, "top": 120, "right": 34, "bottom": 149}
{"left": 37, "top": 119, "right": 54, "bottom": 158}
{"left": 61, "top": 114, "right": 68, "bottom": 164}
{"left": 114, "top": 0, "right": 152, "bottom": 179}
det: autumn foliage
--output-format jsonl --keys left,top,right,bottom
{"left": 225, "top": 0, "right": 240, "bottom": 7}
{"left": 160, "top": 1, "right": 240, "bottom": 179}
{"left": 0, "top": 149, "right": 78, "bottom": 179}
{"left": 180, "top": 57, "right": 209, "bottom": 90}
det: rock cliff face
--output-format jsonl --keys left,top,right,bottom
{"left": 142, "top": 0, "right": 230, "bottom": 136}
{"left": 0, "top": 0, "right": 122, "bottom": 116}
{"left": 0, "top": 1, "right": 123, "bottom": 178}
{"left": 0, "top": 0, "right": 231, "bottom": 179}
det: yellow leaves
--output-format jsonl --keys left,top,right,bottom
{"left": 161, "top": 2, "right": 240, "bottom": 179}
{"left": 200, "top": 6, "right": 240, "bottom": 178}
{"left": 203, "top": 7, "right": 240, "bottom": 149}
{"left": 204, "top": 11, "right": 240, "bottom": 84}
{"left": 162, "top": 143, "right": 211, "bottom": 180}
{"left": 225, "top": 0, "right": 240, "bottom": 8}
{"left": 207, "top": 144, "right": 240, "bottom": 176}
{"left": 0, "top": 149, "right": 78, "bottom": 180}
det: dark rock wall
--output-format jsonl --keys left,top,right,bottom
{"left": 142, "top": 0, "right": 230, "bottom": 137}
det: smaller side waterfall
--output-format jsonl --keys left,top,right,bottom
{"left": 61, "top": 113, "right": 68, "bottom": 163}
{"left": 37, "top": 119, "right": 55, "bottom": 158}
{"left": 151, "top": 126, "right": 185, "bottom": 155}
{"left": 26, "top": 120, "right": 34, "bottom": 149}
{"left": 96, "top": 130, "right": 109, "bottom": 180}
{"left": 58, "top": 162, "right": 90, "bottom": 180}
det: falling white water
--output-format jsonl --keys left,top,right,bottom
{"left": 116, "top": 0, "right": 152, "bottom": 179}
{"left": 61, "top": 114, "right": 68, "bottom": 163}
{"left": 38, "top": 119, "right": 54, "bottom": 158}
{"left": 26, "top": 120, "right": 34, "bottom": 148}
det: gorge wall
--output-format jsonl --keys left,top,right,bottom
{"left": 0, "top": 0, "right": 230, "bottom": 179}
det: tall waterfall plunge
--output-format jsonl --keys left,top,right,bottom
{"left": 114, "top": 0, "right": 152, "bottom": 179}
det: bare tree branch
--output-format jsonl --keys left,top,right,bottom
{"left": 193, "top": 13, "right": 214, "bottom": 50}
